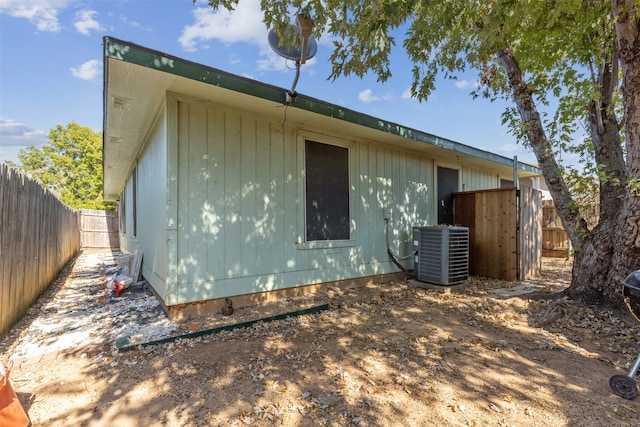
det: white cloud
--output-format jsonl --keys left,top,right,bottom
{"left": 358, "top": 89, "right": 380, "bottom": 103}
{"left": 497, "top": 143, "right": 521, "bottom": 154}
{"left": 74, "top": 9, "right": 103, "bottom": 36}
{"left": 0, "top": 117, "right": 46, "bottom": 147}
{"left": 256, "top": 51, "right": 291, "bottom": 72}
{"left": 455, "top": 79, "right": 479, "bottom": 90}
{"left": 401, "top": 87, "right": 413, "bottom": 99}
{"left": 178, "top": 1, "right": 267, "bottom": 52}
{"left": 0, "top": 0, "right": 69, "bottom": 32}
{"left": 180, "top": 0, "right": 323, "bottom": 76}
{"left": 358, "top": 89, "right": 393, "bottom": 103}
{"left": 316, "top": 29, "right": 337, "bottom": 49}
{"left": 70, "top": 59, "right": 101, "bottom": 80}
{"left": 257, "top": 52, "right": 318, "bottom": 73}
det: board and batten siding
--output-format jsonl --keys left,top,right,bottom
{"left": 119, "top": 107, "right": 169, "bottom": 301}
{"left": 171, "top": 96, "right": 436, "bottom": 305}
{"left": 461, "top": 166, "right": 501, "bottom": 192}
{"left": 116, "top": 93, "right": 520, "bottom": 307}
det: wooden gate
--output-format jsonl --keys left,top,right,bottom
{"left": 520, "top": 185, "right": 543, "bottom": 279}
{"left": 454, "top": 186, "right": 542, "bottom": 281}
{"left": 79, "top": 209, "right": 119, "bottom": 249}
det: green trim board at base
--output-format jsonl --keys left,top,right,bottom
{"left": 116, "top": 303, "right": 330, "bottom": 352}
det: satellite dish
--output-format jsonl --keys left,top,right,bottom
{"left": 268, "top": 26, "right": 317, "bottom": 62}
{"left": 268, "top": 15, "right": 317, "bottom": 105}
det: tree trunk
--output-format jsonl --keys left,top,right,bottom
{"left": 499, "top": 1, "right": 640, "bottom": 305}
{"left": 567, "top": 39, "right": 627, "bottom": 305}
{"left": 587, "top": 42, "right": 625, "bottom": 222}
{"left": 567, "top": 219, "right": 616, "bottom": 305}
{"left": 496, "top": 49, "right": 589, "bottom": 244}
{"left": 497, "top": 46, "right": 633, "bottom": 305}
{"left": 609, "top": 0, "right": 640, "bottom": 300}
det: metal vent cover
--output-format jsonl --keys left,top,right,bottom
{"left": 412, "top": 226, "right": 469, "bottom": 286}
{"left": 112, "top": 96, "right": 132, "bottom": 110}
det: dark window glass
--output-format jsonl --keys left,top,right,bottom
{"left": 437, "top": 166, "right": 458, "bottom": 225}
{"left": 119, "top": 192, "right": 126, "bottom": 234}
{"left": 305, "top": 140, "right": 350, "bottom": 241}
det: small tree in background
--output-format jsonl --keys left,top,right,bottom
{"left": 12, "top": 122, "right": 114, "bottom": 210}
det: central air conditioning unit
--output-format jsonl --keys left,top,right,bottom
{"left": 412, "top": 226, "right": 469, "bottom": 286}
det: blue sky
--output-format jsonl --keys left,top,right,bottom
{"left": 0, "top": 0, "right": 540, "bottom": 166}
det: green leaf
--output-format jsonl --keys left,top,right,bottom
{"left": 14, "top": 122, "right": 115, "bottom": 210}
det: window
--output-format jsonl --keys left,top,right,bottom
{"left": 500, "top": 179, "right": 514, "bottom": 188}
{"left": 119, "top": 191, "right": 126, "bottom": 235}
{"left": 437, "top": 166, "right": 458, "bottom": 225}
{"left": 305, "top": 140, "right": 350, "bottom": 241}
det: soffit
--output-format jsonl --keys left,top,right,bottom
{"left": 103, "top": 39, "right": 540, "bottom": 201}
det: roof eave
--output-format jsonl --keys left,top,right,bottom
{"left": 103, "top": 36, "right": 540, "bottom": 200}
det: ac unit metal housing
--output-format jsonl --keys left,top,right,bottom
{"left": 412, "top": 226, "right": 469, "bottom": 286}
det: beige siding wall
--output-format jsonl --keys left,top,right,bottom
{"left": 119, "top": 108, "right": 169, "bottom": 300}
{"left": 138, "top": 110, "right": 169, "bottom": 299}
{"left": 116, "top": 95, "right": 517, "bottom": 306}
{"left": 113, "top": 93, "right": 533, "bottom": 307}
{"left": 170, "top": 96, "right": 440, "bottom": 304}
{"left": 461, "top": 166, "right": 499, "bottom": 191}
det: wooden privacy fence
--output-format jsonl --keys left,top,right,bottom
{"left": 454, "top": 186, "right": 542, "bottom": 281}
{"left": 542, "top": 199, "right": 570, "bottom": 257}
{"left": 0, "top": 164, "right": 80, "bottom": 337}
{"left": 79, "top": 209, "right": 119, "bottom": 249}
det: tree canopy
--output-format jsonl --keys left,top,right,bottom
{"left": 206, "top": 0, "right": 640, "bottom": 306}
{"left": 12, "top": 122, "right": 114, "bottom": 211}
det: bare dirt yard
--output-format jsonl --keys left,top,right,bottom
{"left": 2, "top": 254, "right": 640, "bottom": 426}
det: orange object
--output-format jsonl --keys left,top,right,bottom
{"left": 114, "top": 280, "right": 127, "bottom": 296}
{"left": 0, "top": 360, "right": 31, "bottom": 427}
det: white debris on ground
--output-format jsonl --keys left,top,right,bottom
{"left": 1, "top": 251, "right": 575, "bottom": 362}
{"left": 4, "top": 254, "right": 110, "bottom": 358}
{"left": 109, "top": 295, "right": 178, "bottom": 345}
{"left": 0, "top": 251, "right": 180, "bottom": 360}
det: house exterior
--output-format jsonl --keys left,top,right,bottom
{"left": 102, "top": 37, "right": 541, "bottom": 314}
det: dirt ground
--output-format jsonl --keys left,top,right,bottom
{"left": 3, "top": 256, "right": 640, "bottom": 427}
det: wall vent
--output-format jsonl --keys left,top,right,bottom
{"left": 112, "top": 96, "right": 132, "bottom": 110}
{"left": 412, "top": 226, "right": 469, "bottom": 286}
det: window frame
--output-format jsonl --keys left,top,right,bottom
{"left": 296, "top": 133, "right": 354, "bottom": 250}
{"left": 119, "top": 190, "right": 126, "bottom": 235}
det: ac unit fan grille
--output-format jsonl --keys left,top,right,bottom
{"left": 412, "top": 226, "right": 469, "bottom": 286}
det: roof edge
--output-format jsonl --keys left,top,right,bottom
{"left": 103, "top": 36, "right": 540, "bottom": 174}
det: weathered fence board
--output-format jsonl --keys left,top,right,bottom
{"left": 79, "top": 209, "right": 119, "bottom": 249}
{"left": 542, "top": 199, "right": 570, "bottom": 257}
{"left": 0, "top": 164, "right": 80, "bottom": 337}
{"left": 520, "top": 185, "right": 542, "bottom": 279}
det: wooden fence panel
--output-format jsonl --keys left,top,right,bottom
{"left": 79, "top": 209, "right": 119, "bottom": 249}
{"left": 0, "top": 164, "right": 80, "bottom": 337}
{"left": 455, "top": 188, "right": 518, "bottom": 280}
{"left": 519, "top": 185, "right": 542, "bottom": 280}
{"left": 455, "top": 186, "right": 541, "bottom": 281}
{"left": 542, "top": 199, "right": 570, "bottom": 257}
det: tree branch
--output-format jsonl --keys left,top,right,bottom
{"left": 496, "top": 47, "right": 589, "bottom": 245}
